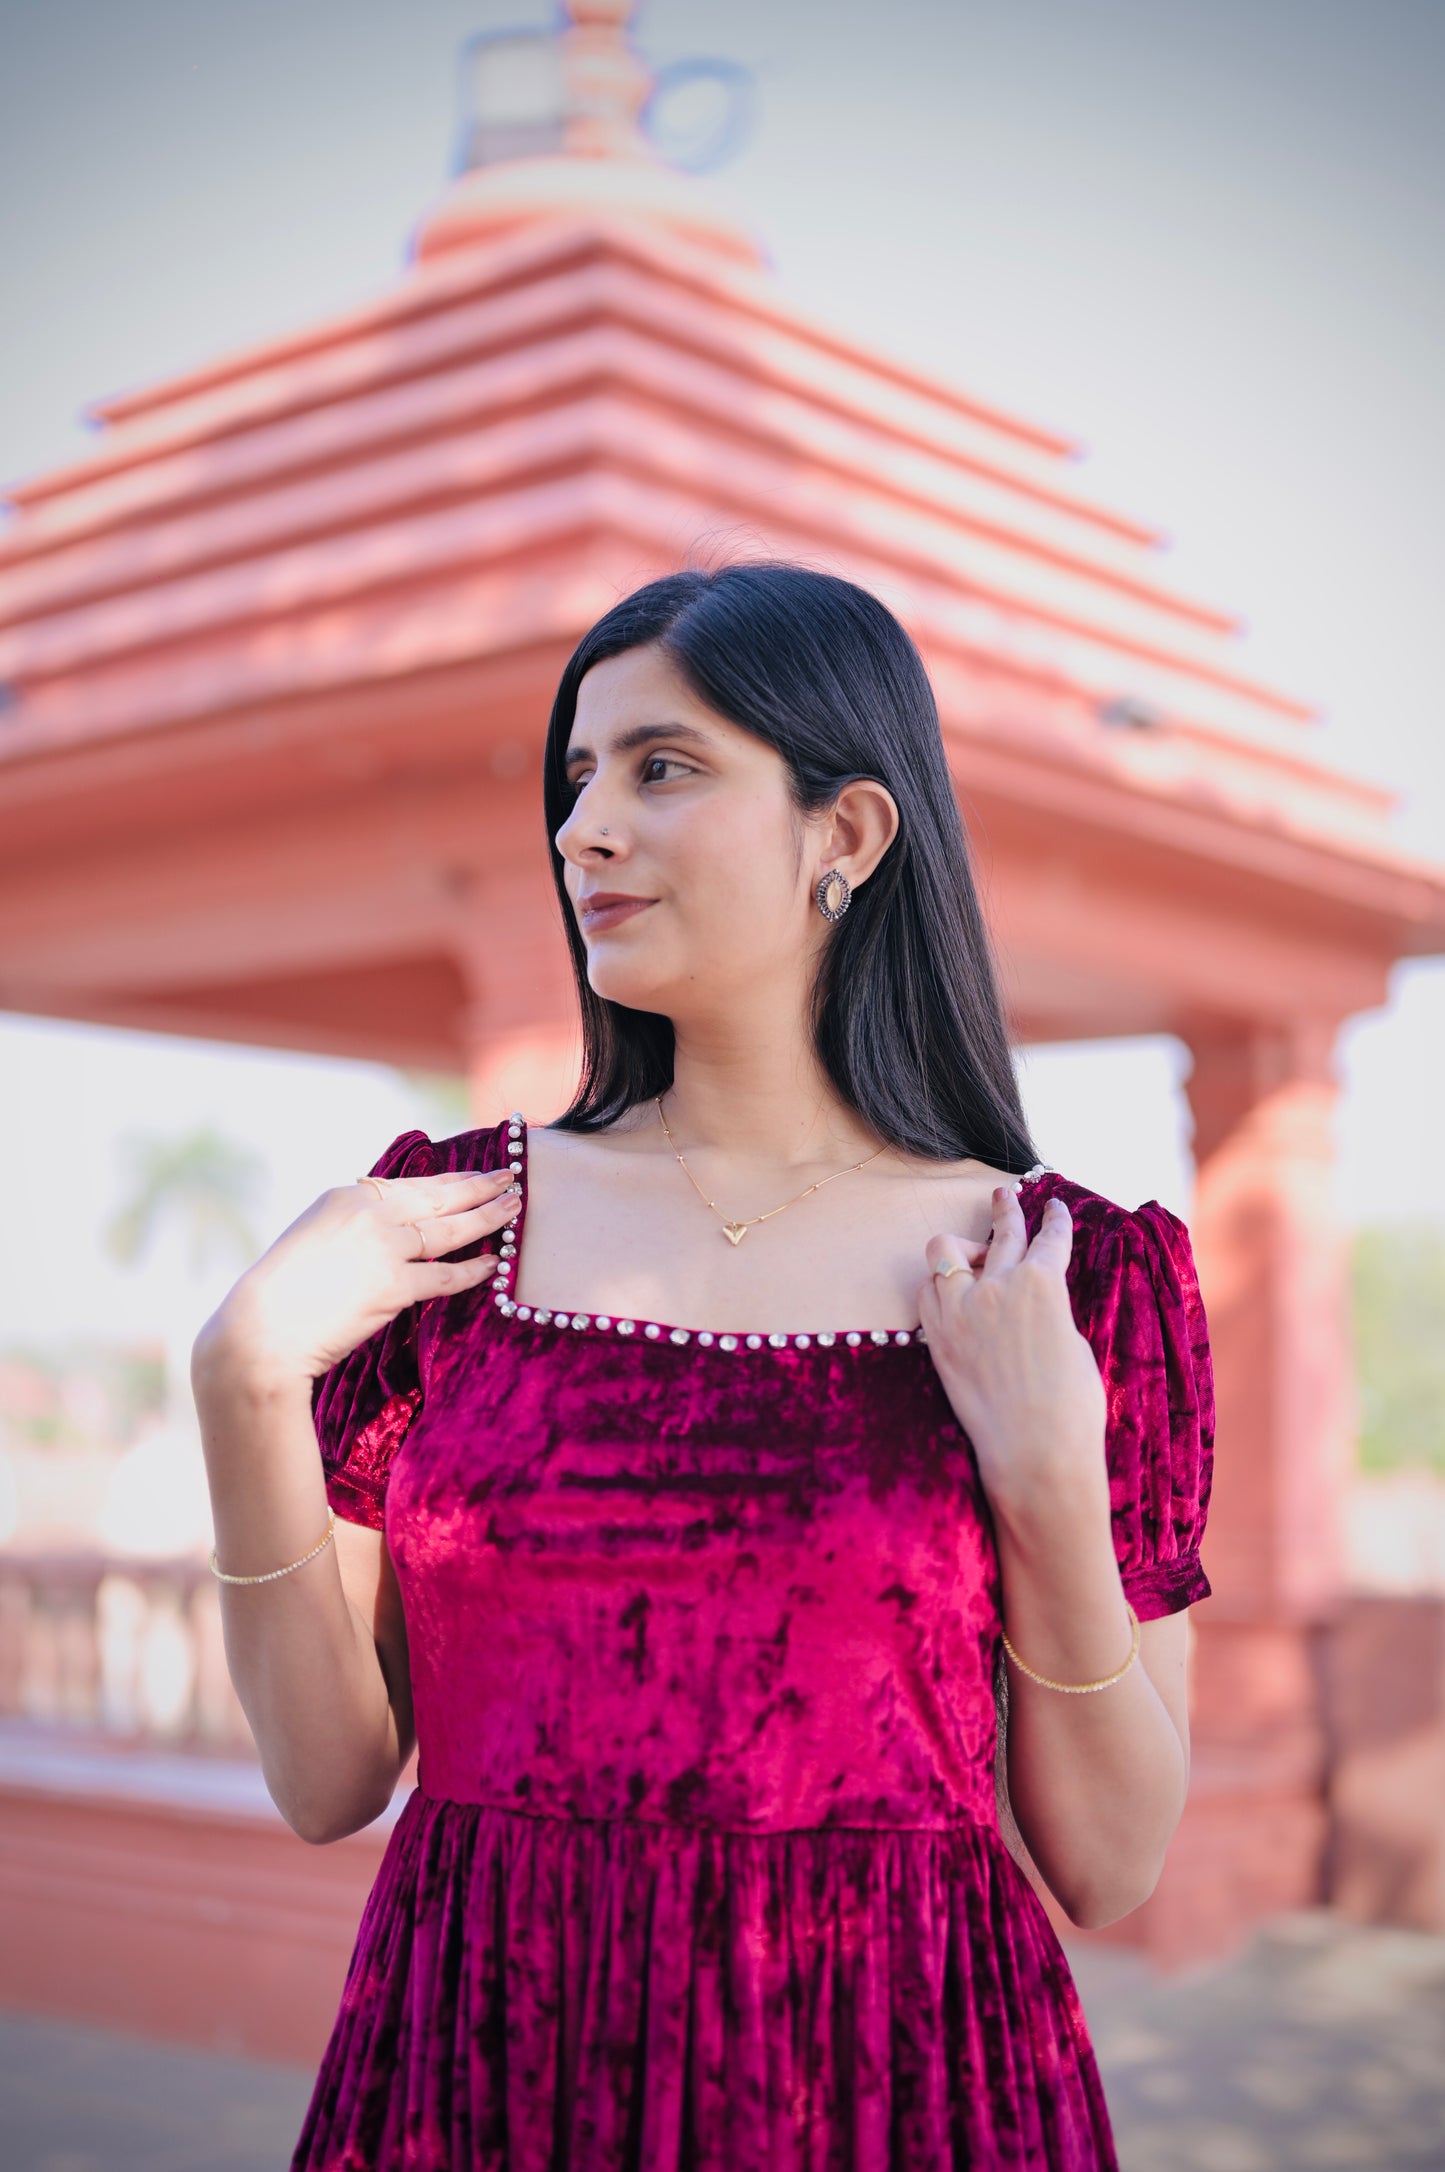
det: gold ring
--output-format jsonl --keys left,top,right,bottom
{"left": 357, "top": 1175, "right": 388, "bottom": 1200}
{"left": 934, "top": 1260, "right": 974, "bottom": 1281}
{"left": 408, "top": 1220, "right": 431, "bottom": 1261}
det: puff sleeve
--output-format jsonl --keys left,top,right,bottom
{"left": 309, "top": 1128, "right": 437, "bottom": 1532}
{"left": 1073, "top": 1198, "right": 1216, "bottom": 1621}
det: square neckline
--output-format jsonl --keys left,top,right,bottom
{"left": 487, "top": 1115, "right": 1053, "bottom": 1357}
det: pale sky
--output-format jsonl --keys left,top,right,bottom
{"left": 1, "top": 0, "right": 1442, "bottom": 1356}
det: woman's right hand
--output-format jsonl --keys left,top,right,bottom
{"left": 194, "top": 1166, "right": 520, "bottom": 1389}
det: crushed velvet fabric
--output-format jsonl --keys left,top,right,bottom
{"left": 293, "top": 1118, "right": 1214, "bottom": 2171}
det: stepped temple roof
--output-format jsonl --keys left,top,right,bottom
{"left": 1, "top": 0, "right": 1441, "bottom": 1065}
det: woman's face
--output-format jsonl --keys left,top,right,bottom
{"left": 554, "top": 642, "right": 824, "bottom": 1021}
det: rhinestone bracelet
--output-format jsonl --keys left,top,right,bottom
{"left": 1000, "top": 1601, "right": 1141, "bottom": 1692}
{"left": 210, "top": 1508, "right": 337, "bottom": 1584}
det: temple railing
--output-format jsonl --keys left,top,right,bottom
{"left": 0, "top": 1550, "right": 256, "bottom": 1754}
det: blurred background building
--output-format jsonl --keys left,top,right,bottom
{"left": 1, "top": 0, "right": 1443, "bottom": 2093}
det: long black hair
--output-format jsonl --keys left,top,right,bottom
{"left": 541, "top": 562, "right": 1039, "bottom": 1172}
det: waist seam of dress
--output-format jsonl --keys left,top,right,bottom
{"left": 408, "top": 1786, "right": 1007, "bottom": 1845}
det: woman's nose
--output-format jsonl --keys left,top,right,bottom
{"left": 556, "top": 789, "right": 623, "bottom": 865}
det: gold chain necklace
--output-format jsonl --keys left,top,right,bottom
{"left": 655, "top": 1095, "right": 888, "bottom": 1246}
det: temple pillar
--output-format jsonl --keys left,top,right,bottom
{"left": 1102, "top": 1017, "right": 1355, "bottom": 1968}
{"left": 451, "top": 876, "right": 581, "bottom": 1129}
{"left": 465, "top": 1017, "right": 580, "bottom": 1128}
{"left": 1181, "top": 1019, "right": 1353, "bottom": 1620}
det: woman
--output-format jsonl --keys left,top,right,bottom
{"left": 194, "top": 563, "right": 1213, "bottom": 2171}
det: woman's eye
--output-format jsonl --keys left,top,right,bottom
{"left": 565, "top": 754, "right": 691, "bottom": 797}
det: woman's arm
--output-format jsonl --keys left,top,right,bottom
{"left": 191, "top": 1163, "right": 513, "bottom": 1843}
{"left": 922, "top": 1186, "right": 1194, "bottom": 1928}
{"left": 193, "top": 1345, "right": 414, "bottom": 1844}
{"left": 991, "top": 1490, "right": 1190, "bottom": 1926}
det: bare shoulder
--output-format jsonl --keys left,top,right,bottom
{"left": 525, "top": 1112, "right": 657, "bottom": 1172}
{"left": 892, "top": 1150, "right": 1032, "bottom": 1190}
{"left": 543, "top": 1109, "right": 657, "bottom": 1146}
{"left": 878, "top": 1146, "right": 1044, "bottom": 1238}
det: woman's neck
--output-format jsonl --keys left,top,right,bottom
{"left": 665, "top": 1000, "right": 882, "bottom": 1170}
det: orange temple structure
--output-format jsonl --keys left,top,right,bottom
{"left": 2, "top": 0, "right": 1444, "bottom": 2058}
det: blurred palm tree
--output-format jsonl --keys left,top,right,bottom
{"left": 104, "top": 1126, "right": 265, "bottom": 1423}
{"left": 1351, "top": 1222, "right": 1445, "bottom": 1475}
{"left": 397, "top": 1068, "right": 471, "bottom": 1133}
{"left": 105, "top": 1126, "right": 264, "bottom": 1283}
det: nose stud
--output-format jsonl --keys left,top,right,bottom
{"left": 600, "top": 827, "right": 609, "bottom": 837}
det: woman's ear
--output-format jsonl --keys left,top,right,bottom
{"left": 815, "top": 780, "right": 900, "bottom": 891}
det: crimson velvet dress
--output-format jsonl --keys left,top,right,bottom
{"left": 291, "top": 1115, "right": 1214, "bottom": 2172}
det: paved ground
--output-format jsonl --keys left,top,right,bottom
{"left": 2, "top": 1908, "right": 1442, "bottom": 2170}
{"left": 0, "top": 2008, "right": 313, "bottom": 2172}
{"left": 1069, "top": 1910, "right": 1445, "bottom": 2171}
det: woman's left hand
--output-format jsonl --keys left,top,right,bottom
{"left": 919, "top": 1189, "right": 1108, "bottom": 1529}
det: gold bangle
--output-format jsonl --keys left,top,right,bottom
{"left": 1001, "top": 1601, "right": 1141, "bottom": 1693}
{"left": 210, "top": 1508, "right": 337, "bottom": 1585}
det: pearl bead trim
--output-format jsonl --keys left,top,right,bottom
{"left": 488, "top": 1115, "right": 1050, "bottom": 1352}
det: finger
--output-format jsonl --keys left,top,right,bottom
{"left": 1025, "top": 1194, "right": 1075, "bottom": 1271}
{"left": 404, "top": 1250, "right": 502, "bottom": 1297}
{"left": 917, "top": 1244, "right": 981, "bottom": 1327}
{"left": 977, "top": 1186, "right": 1028, "bottom": 1277}
{"left": 427, "top": 1174, "right": 522, "bottom": 1227}
{"left": 397, "top": 1192, "right": 522, "bottom": 1260}
{"left": 925, "top": 1232, "right": 986, "bottom": 1282}
{"left": 387, "top": 1168, "right": 520, "bottom": 1213}
{"left": 358, "top": 1169, "right": 517, "bottom": 1224}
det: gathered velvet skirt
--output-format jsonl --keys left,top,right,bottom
{"left": 289, "top": 1789, "right": 1117, "bottom": 2172}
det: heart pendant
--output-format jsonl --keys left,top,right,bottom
{"left": 722, "top": 1223, "right": 749, "bottom": 1246}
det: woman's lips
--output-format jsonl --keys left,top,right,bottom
{"left": 579, "top": 895, "right": 657, "bottom": 935}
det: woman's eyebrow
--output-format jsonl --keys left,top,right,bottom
{"left": 564, "top": 720, "right": 715, "bottom": 768}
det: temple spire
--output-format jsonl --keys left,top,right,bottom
{"left": 557, "top": 0, "right": 652, "bottom": 163}
{"left": 414, "top": 1, "right": 762, "bottom": 268}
